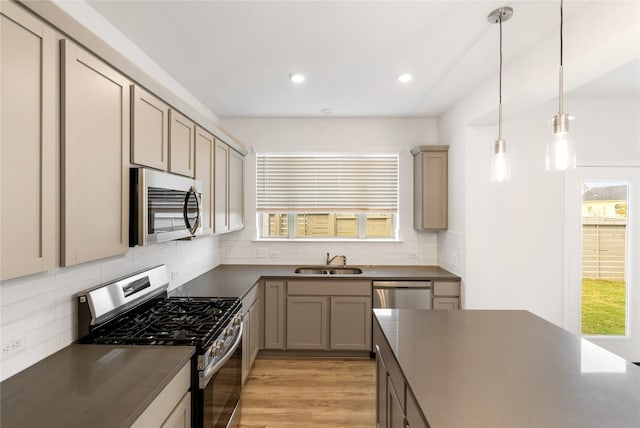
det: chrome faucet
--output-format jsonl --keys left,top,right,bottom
{"left": 326, "top": 252, "right": 347, "bottom": 266}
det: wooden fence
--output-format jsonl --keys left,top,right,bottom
{"left": 582, "top": 222, "right": 626, "bottom": 281}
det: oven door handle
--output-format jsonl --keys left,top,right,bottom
{"left": 199, "top": 321, "right": 243, "bottom": 389}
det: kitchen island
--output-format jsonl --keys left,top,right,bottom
{"left": 373, "top": 309, "right": 640, "bottom": 428}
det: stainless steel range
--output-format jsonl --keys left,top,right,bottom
{"left": 77, "top": 265, "right": 242, "bottom": 428}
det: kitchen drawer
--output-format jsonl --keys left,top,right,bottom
{"left": 433, "top": 297, "right": 459, "bottom": 310}
{"left": 287, "top": 280, "right": 370, "bottom": 296}
{"left": 433, "top": 281, "right": 460, "bottom": 296}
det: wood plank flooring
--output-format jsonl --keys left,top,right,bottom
{"left": 238, "top": 357, "right": 376, "bottom": 428}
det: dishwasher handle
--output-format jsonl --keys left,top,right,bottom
{"left": 372, "top": 281, "right": 432, "bottom": 289}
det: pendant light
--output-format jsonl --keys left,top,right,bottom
{"left": 488, "top": 7, "right": 513, "bottom": 182}
{"left": 547, "top": 0, "right": 576, "bottom": 171}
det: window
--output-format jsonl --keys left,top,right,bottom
{"left": 256, "top": 154, "right": 398, "bottom": 240}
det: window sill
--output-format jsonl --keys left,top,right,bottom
{"left": 253, "top": 238, "right": 402, "bottom": 243}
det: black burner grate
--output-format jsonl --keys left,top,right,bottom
{"left": 91, "top": 297, "right": 240, "bottom": 347}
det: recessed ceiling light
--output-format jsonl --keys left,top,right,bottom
{"left": 289, "top": 73, "right": 306, "bottom": 84}
{"left": 397, "top": 73, "right": 413, "bottom": 83}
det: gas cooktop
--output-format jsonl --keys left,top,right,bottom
{"left": 90, "top": 297, "right": 240, "bottom": 347}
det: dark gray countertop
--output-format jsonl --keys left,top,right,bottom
{"left": 374, "top": 309, "right": 640, "bottom": 428}
{"left": 169, "top": 264, "right": 460, "bottom": 298}
{"left": 0, "top": 345, "right": 194, "bottom": 428}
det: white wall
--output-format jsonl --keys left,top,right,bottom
{"left": 0, "top": 235, "right": 221, "bottom": 381}
{"left": 220, "top": 118, "right": 440, "bottom": 266}
{"left": 438, "top": 1, "right": 639, "bottom": 326}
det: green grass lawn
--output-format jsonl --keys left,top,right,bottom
{"left": 582, "top": 278, "right": 626, "bottom": 335}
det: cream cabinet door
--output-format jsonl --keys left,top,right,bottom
{"left": 131, "top": 85, "right": 169, "bottom": 170}
{"left": 330, "top": 296, "right": 372, "bottom": 350}
{"left": 214, "top": 139, "right": 245, "bottom": 234}
{"left": 61, "top": 40, "right": 130, "bottom": 266}
{"left": 413, "top": 146, "right": 448, "bottom": 231}
{"left": 161, "top": 392, "right": 191, "bottom": 428}
{"left": 1, "top": 2, "right": 56, "bottom": 280}
{"left": 169, "top": 110, "right": 195, "bottom": 177}
{"left": 287, "top": 296, "right": 329, "bottom": 350}
{"left": 214, "top": 139, "right": 229, "bottom": 233}
{"left": 195, "top": 126, "right": 214, "bottom": 234}
{"left": 249, "top": 298, "right": 260, "bottom": 364}
{"left": 263, "top": 281, "right": 286, "bottom": 349}
{"left": 228, "top": 148, "right": 245, "bottom": 231}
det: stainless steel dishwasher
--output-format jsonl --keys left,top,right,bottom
{"left": 372, "top": 280, "right": 432, "bottom": 310}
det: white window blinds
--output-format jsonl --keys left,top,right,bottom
{"left": 256, "top": 154, "right": 398, "bottom": 212}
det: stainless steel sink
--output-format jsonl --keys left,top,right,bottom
{"left": 294, "top": 266, "right": 363, "bottom": 275}
{"left": 329, "top": 268, "right": 363, "bottom": 275}
{"left": 294, "top": 267, "right": 329, "bottom": 274}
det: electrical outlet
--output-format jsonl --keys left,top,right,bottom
{"left": 268, "top": 250, "right": 280, "bottom": 258}
{"left": 256, "top": 249, "right": 268, "bottom": 258}
{"left": 2, "top": 337, "right": 24, "bottom": 358}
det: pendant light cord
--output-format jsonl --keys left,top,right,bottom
{"left": 498, "top": 13, "right": 503, "bottom": 139}
{"left": 560, "top": 0, "right": 564, "bottom": 67}
{"left": 558, "top": 0, "right": 564, "bottom": 114}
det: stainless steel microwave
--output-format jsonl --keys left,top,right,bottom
{"left": 129, "top": 168, "right": 203, "bottom": 246}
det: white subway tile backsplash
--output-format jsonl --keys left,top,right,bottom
{"left": 25, "top": 321, "right": 57, "bottom": 349}
{"left": 56, "top": 328, "right": 76, "bottom": 349}
{"left": 0, "top": 275, "right": 55, "bottom": 307}
{"left": 99, "top": 253, "right": 135, "bottom": 282}
{"left": 0, "top": 234, "right": 220, "bottom": 381}
{"left": 55, "top": 263, "right": 101, "bottom": 289}
{"left": 1, "top": 291, "right": 56, "bottom": 325}
{"left": 1, "top": 309, "right": 56, "bottom": 340}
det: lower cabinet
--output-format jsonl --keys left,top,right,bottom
{"left": 388, "top": 376, "right": 405, "bottom": 428}
{"left": 287, "top": 296, "right": 329, "bottom": 350}
{"left": 376, "top": 345, "right": 389, "bottom": 428}
{"left": 242, "top": 284, "right": 261, "bottom": 383}
{"left": 263, "top": 280, "right": 286, "bottom": 350}
{"left": 330, "top": 296, "right": 372, "bottom": 350}
{"left": 286, "top": 281, "right": 372, "bottom": 351}
{"left": 131, "top": 361, "right": 191, "bottom": 428}
{"left": 262, "top": 280, "right": 372, "bottom": 352}
{"left": 161, "top": 392, "right": 191, "bottom": 428}
{"left": 374, "top": 320, "right": 429, "bottom": 428}
{"left": 432, "top": 281, "right": 461, "bottom": 310}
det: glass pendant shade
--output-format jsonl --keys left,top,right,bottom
{"left": 491, "top": 139, "right": 510, "bottom": 182}
{"left": 546, "top": 113, "right": 576, "bottom": 170}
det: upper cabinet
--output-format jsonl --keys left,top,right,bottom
{"left": 168, "top": 110, "right": 195, "bottom": 177}
{"left": 412, "top": 145, "right": 448, "bottom": 231}
{"left": 131, "top": 85, "right": 169, "bottom": 171}
{"left": 1, "top": 2, "right": 57, "bottom": 280}
{"left": 130, "top": 84, "right": 196, "bottom": 178}
{"left": 228, "top": 148, "right": 245, "bottom": 231}
{"left": 195, "top": 126, "right": 215, "bottom": 234}
{"left": 61, "top": 40, "right": 130, "bottom": 266}
{"left": 1, "top": 4, "right": 247, "bottom": 279}
{"left": 214, "top": 139, "right": 245, "bottom": 234}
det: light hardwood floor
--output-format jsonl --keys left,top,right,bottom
{"left": 239, "top": 357, "right": 376, "bottom": 428}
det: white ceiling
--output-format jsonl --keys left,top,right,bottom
{"left": 86, "top": 0, "right": 634, "bottom": 118}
